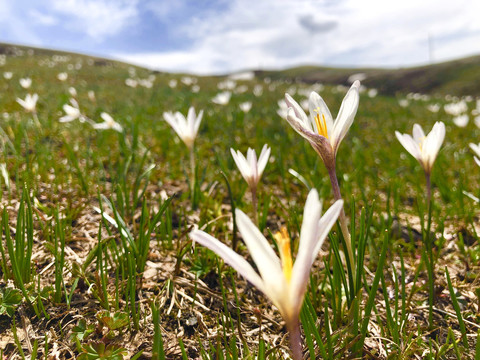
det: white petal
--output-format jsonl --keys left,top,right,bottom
{"left": 308, "top": 92, "right": 333, "bottom": 134}
{"left": 422, "top": 121, "right": 445, "bottom": 170}
{"left": 395, "top": 131, "right": 422, "bottom": 163}
{"left": 194, "top": 110, "right": 203, "bottom": 135}
{"left": 331, "top": 81, "right": 359, "bottom": 154}
{"left": 470, "top": 143, "right": 480, "bottom": 158}
{"left": 475, "top": 156, "right": 480, "bottom": 167}
{"left": 256, "top": 144, "right": 271, "bottom": 178}
{"left": 285, "top": 93, "right": 309, "bottom": 126}
{"left": 235, "top": 209, "right": 283, "bottom": 285}
{"left": 412, "top": 124, "right": 425, "bottom": 143}
{"left": 190, "top": 229, "right": 266, "bottom": 293}
{"left": 231, "top": 149, "right": 252, "bottom": 182}
{"left": 290, "top": 198, "right": 343, "bottom": 303}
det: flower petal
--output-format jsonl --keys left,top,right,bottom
{"left": 190, "top": 229, "right": 266, "bottom": 293}
{"left": 331, "top": 81, "right": 360, "bottom": 155}
{"left": 395, "top": 131, "right": 422, "bottom": 163}
{"left": 412, "top": 124, "right": 425, "bottom": 143}
{"left": 256, "top": 144, "right": 271, "bottom": 178}
{"left": 285, "top": 93, "right": 309, "bottom": 126}
{"left": 308, "top": 92, "right": 333, "bottom": 134}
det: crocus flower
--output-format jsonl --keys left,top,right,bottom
{"left": 190, "top": 189, "right": 343, "bottom": 359}
{"left": 284, "top": 81, "right": 360, "bottom": 168}
{"left": 211, "top": 91, "right": 231, "bottom": 105}
{"left": 453, "top": 114, "right": 469, "bottom": 128}
{"left": 395, "top": 122, "right": 445, "bottom": 175}
{"left": 19, "top": 77, "right": 32, "bottom": 89}
{"left": 92, "top": 112, "right": 123, "bottom": 132}
{"left": 469, "top": 143, "right": 480, "bottom": 167}
{"left": 59, "top": 99, "right": 83, "bottom": 123}
{"left": 3, "top": 72, "right": 12, "bottom": 80}
{"left": 163, "top": 107, "right": 203, "bottom": 150}
{"left": 239, "top": 101, "right": 252, "bottom": 113}
{"left": 230, "top": 145, "right": 270, "bottom": 190}
{"left": 16, "top": 93, "right": 38, "bottom": 113}
{"left": 57, "top": 72, "right": 68, "bottom": 81}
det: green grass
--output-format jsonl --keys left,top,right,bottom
{"left": 0, "top": 42, "right": 480, "bottom": 359}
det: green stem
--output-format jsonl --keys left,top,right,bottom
{"left": 327, "top": 164, "right": 356, "bottom": 285}
{"left": 287, "top": 319, "right": 303, "bottom": 360}
{"left": 251, "top": 186, "right": 258, "bottom": 226}
{"left": 425, "top": 171, "right": 434, "bottom": 328}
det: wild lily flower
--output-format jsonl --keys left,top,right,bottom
{"left": 230, "top": 144, "right": 270, "bottom": 191}
{"left": 59, "top": 99, "right": 84, "bottom": 123}
{"left": 190, "top": 189, "right": 343, "bottom": 360}
{"left": 3, "top": 72, "right": 12, "bottom": 80}
{"left": 163, "top": 107, "right": 203, "bottom": 150}
{"left": 395, "top": 122, "right": 446, "bottom": 175}
{"left": 57, "top": 72, "right": 68, "bottom": 81}
{"left": 239, "top": 101, "right": 252, "bottom": 113}
{"left": 469, "top": 143, "right": 480, "bottom": 167}
{"left": 211, "top": 91, "right": 232, "bottom": 105}
{"left": 19, "top": 77, "right": 32, "bottom": 89}
{"left": 16, "top": 93, "right": 38, "bottom": 113}
{"left": 92, "top": 112, "right": 123, "bottom": 132}
{"left": 284, "top": 80, "right": 360, "bottom": 168}
{"left": 453, "top": 114, "right": 469, "bottom": 128}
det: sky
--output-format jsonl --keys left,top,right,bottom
{"left": 0, "top": 0, "right": 479, "bottom": 75}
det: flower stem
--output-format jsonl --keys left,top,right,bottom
{"left": 250, "top": 186, "right": 258, "bottom": 226}
{"left": 424, "top": 171, "right": 434, "bottom": 328}
{"left": 287, "top": 319, "right": 303, "bottom": 360}
{"left": 190, "top": 146, "right": 196, "bottom": 193}
{"left": 327, "top": 163, "right": 356, "bottom": 285}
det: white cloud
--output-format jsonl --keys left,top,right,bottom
{"left": 29, "top": 9, "right": 58, "bottom": 26}
{"left": 116, "top": 0, "right": 480, "bottom": 74}
{"left": 50, "top": 0, "right": 139, "bottom": 40}
{"left": 0, "top": 0, "right": 43, "bottom": 45}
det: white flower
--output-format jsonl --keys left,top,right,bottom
{"left": 398, "top": 99, "right": 409, "bottom": 108}
{"left": 395, "top": 122, "right": 445, "bottom": 174}
{"left": 230, "top": 145, "right": 270, "bottom": 190}
{"left": 163, "top": 107, "right": 203, "bottom": 150}
{"left": 88, "top": 90, "right": 96, "bottom": 102}
{"left": 239, "top": 101, "right": 252, "bottom": 113}
{"left": 3, "top": 72, "right": 12, "bottom": 80}
{"left": 277, "top": 99, "right": 289, "bottom": 119}
{"left": 212, "top": 91, "right": 232, "bottom": 105}
{"left": 125, "top": 78, "right": 138, "bottom": 88}
{"left": 427, "top": 104, "right": 440, "bottom": 113}
{"left": 93, "top": 112, "right": 123, "bottom": 132}
{"left": 68, "top": 87, "right": 77, "bottom": 97}
{"left": 16, "top": 93, "right": 38, "bottom": 113}
{"left": 469, "top": 143, "right": 480, "bottom": 167}
{"left": 59, "top": 99, "right": 83, "bottom": 123}
{"left": 444, "top": 101, "right": 468, "bottom": 116}
{"left": 168, "top": 79, "right": 177, "bottom": 88}
{"left": 453, "top": 114, "right": 469, "bottom": 128}
{"left": 190, "top": 189, "right": 343, "bottom": 325}
{"left": 367, "top": 88, "right": 378, "bottom": 98}
{"left": 19, "top": 77, "right": 32, "bottom": 89}
{"left": 191, "top": 85, "right": 200, "bottom": 93}
{"left": 284, "top": 81, "right": 360, "bottom": 165}
{"left": 57, "top": 72, "right": 68, "bottom": 81}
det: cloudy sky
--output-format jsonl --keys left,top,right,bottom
{"left": 1, "top": 0, "right": 479, "bottom": 74}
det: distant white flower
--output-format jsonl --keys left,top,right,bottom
{"left": 444, "top": 101, "right": 468, "bottom": 116}
{"left": 191, "top": 85, "right": 200, "bottom": 93}
{"left": 3, "top": 72, "right": 12, "bottom": 80}
{"left": 228, "top": 71, "right": 255, "bottom": 81}
{"left": 88, "top": 90, "right": 96, "bottom": 102}
{"left": 398, "top": 99, "right": 409, "bottom": 108}
{"left": 230, "top": 145, "right": 270, "bottom": 190}
{"left": 277, "top": 99, "right": 289, "bottom": 119}
{"left": 68, "top": 87, "right": 77, "bottom": 97}
{"left": 16, "top": 93, "right": 38, "bottom": 113}
{"left": 19, "top": 77, "right": 32, "bottom": 89}
{"left": 57, "top": 72, "right": 68, "bottom": 81}
{"left": 93, "top": 112, "right": 123, "bottom": 132}
{"left": 239, "top": 101, "right": 252, "bottom": 113}
{"left": 125, "top": 78, "right": 138, "bottom": 88}
{"left": 59, "top": 99, "right": 83, "bottom": 123}
{"left": 253, "top": 84, "right": 263, "bottom": 97}
{"left": 163, "top": 107, "right": 203, "bottom": 150}
{"left": 217, "top": 79, "right": 236, "bottom": 90}
{"left": 190, "top": 189, "right": 343, "bottom": 330}
{"left": 234, "top": 85, "right": 248, "bottom": 94}
{"left": 284, "top": 81, "right": 360, "bottom": 165}
{"left": 212, "top": 91, "right": 231, "bottom": 105}
{"left": 367, "top": 88, "right": 378, "bottom": 98}
{"left": 469, "top": 143, "right": 480, "bottom": 167}
{"left": 395, "top": 122, "right": 445, "bottom": 174}
{"left": 453, "top": 114, "right": 469, "bottom": 127}
{"left": 168, "top": 79, "right": 177, "bottom": 88}
{"left": 427, "top": 104, "right": 440, "bottom": 113}
{"left": 181, "top": 76, "right": 196, "bottom": 86}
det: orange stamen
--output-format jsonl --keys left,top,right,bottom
{"left": 274, "top": 227, "right": 293, "bottom": 282}
{"left": 314, "top": 111, "right": 329, "bottom": 138}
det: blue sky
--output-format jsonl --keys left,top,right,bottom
{"left": 1, "top": 0, "right": 479, "bottom": 74}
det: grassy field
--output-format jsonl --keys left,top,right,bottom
{"left": 0, "top": 43, "right": 480, "bottom": 359}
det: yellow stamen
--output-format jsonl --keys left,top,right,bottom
{"left": 274, "top": 227, "right": 293, "bottom": 282}
{"left": 314, "top": 110, "right": 329, "bottom": 138}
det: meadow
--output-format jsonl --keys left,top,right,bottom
{"left": 0, "top": 43, "right": 479, "bottom": 359}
